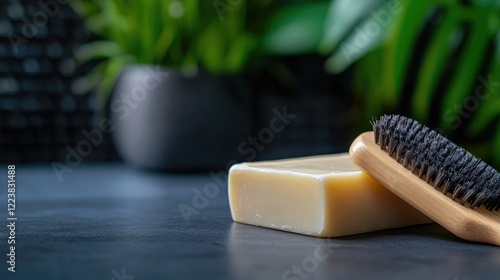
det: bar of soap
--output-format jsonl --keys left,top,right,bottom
{"left": 228, "top": 153, "right": 431, "bottom": 237}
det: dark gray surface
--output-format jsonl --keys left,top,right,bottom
{"left": 0, "top": 164, "right": 499, "bottom": 280}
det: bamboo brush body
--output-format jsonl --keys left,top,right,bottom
{"left": 350, "top": 117, "right": 500, "bottom": 246}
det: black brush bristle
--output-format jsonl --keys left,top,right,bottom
{"left": 372, "top": 115, "right": 500, "bottom": 210}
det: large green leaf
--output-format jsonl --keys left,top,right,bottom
{"left": 262, "top": 2, "right": 330, "bottom": 55}
{"left": 71, "top": 0, "right": 272, "bottom": 100}
{"left": 411, "top": 10, "right": 462, "bottom": 124}
{"left": 385, "top": 0, "right": 434, "bottom": 109}
{"left": 74, "top": 41, "right": 124, "bottom": 63}
{"left": 350, "top": 0, "right": 500, "bottom": 167}
{"left": 196, "top": 21, "right": 225, "bottom": 73}
{"left": 494, "top": 122, "right": 500, "bottom": 168}
{"left": 225, "top": 34, "right": 258, "bottom": 73}
{"left": 467, "top": 33, "right": 500, "bottom": 136}
{"left": 321, "top": 0, "right": 392, "bottom": 73}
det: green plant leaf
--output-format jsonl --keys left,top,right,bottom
{"left": 196, "top": 21, "right": 225, "bottom": 73}
{"left": 323, "top": 0, "right": 408, "bottom": 74}
{"left": 98, "top": 54, "right": 134, "bottom": 101}
{"left": 494, "top": 121, "right": 500, "bottom": 169}
{"left": 387, "top": 0, "right": 434, "bottom": 108}
{"left": 323, "top": 25, "right": 386, "bottom": 74}
{"left": 467, "top": 32, "right": 500, "bottom": 136}
{"left": 320, "top": 0, "right": 386, "bottom": 54}
{"left": 262, "top": 2, "right": 330, "bottom": 55}
{"left": 72, "top": 61, "right": 107, "bottom": 95}
{"left": 438, "top": 11, "right": 491, "bottom": 128}
{"left": 70, "top": 0, "right": 271, "bottom": 102}
{"left": 225, "top": 34, "right": 257, "bottom": 73}
{"left": 102, "top": 0, "right": 128, "bottom": 40}
{"left": 411, "top": 10, "right": 462, "bottom": 124}
{"left": 84, "top": 14, "right": 107, "bottom": 36}
{"left": 74, "top": 41, "right": 124, "bottom": 64}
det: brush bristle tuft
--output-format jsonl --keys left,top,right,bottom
{"left": 372, "top": 115, "right": 500, "bottom": 210}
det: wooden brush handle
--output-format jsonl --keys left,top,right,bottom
{"left": 350, "top": 132, "right": 500, "bottom": 246}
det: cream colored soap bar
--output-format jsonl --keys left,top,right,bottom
{"left": 228, "top": 153, "right": 431, "bottom": 237}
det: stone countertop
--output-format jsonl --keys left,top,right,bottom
{"left": 1, "top": 164, "right": 499, "bottom": 280}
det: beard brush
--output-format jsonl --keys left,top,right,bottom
{"left": 350, "top": 115, "right": 500, "bottom": 246}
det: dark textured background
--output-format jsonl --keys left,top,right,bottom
{"left": 0, "top": 0, "right": 118, "bottom": 163}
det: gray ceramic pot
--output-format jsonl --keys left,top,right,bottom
{"left": 110, "top": 66, "right": 251, "bottom": 171}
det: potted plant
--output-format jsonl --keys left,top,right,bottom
{"left": 71, "top": 0, "right": 274, "bottom": 170}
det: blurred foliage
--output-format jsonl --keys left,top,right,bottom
{"left": 71, "top": 0, "right": 274, "bottom": 100}
{"left": 72, "top": 0, "right": 500, "bottom": 167}
{"left": 343, "top": 0, "right": 500, "bottom": 168}
{"left": 262, "top": 2, "right": 329, "bottom": 55}
{"left": 320, "top": 0, "right": 391, "bottom": 73}
{"left": 264, "top": 0, "right": 500, "bottom": 167}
